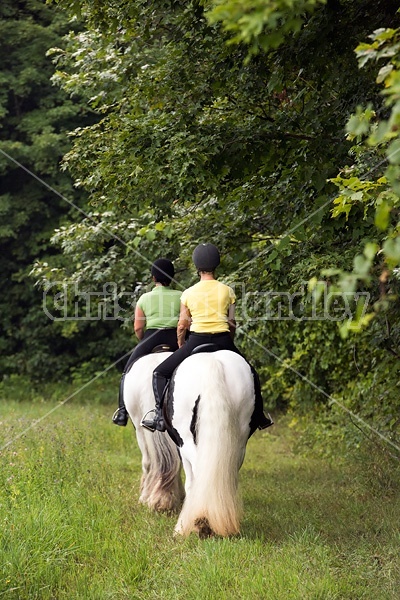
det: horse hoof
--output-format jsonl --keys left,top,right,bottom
{"left": 173, "top": 524, "right": 184, "bottom": 538}
{"left": 194, "top": 517, "right": 214, "bottom": 539}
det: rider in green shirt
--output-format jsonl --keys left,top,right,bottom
{"left": 112, "top": 258, "right": 181, "bottom": 426}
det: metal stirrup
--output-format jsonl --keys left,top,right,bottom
{"left": 140, "top": 409, "right": 157, "bottom": 431}
{"left": 112, "top": 407, "right": 125, "bottom": 421}
{"left": 141, "top": 409, "right": 156, "bottom": 421}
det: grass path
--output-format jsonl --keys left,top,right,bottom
{"left": 0, "top": 396, "right": 399, "bottom": 599}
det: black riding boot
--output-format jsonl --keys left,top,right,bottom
{"left": 140, "top": 371, "right": 169, "bottom": 432}
{"left": 112, "top": 373, "right": 129, "bottom": 426}
{"left": 256, "top": 403, "right": 274, "bottom": 430}
{"left": 250, "top": 368, "right": 274, "bottom": 432}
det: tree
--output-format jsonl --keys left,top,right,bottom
{"left": 0, "top": 0, "right": 124, "bottom": 380}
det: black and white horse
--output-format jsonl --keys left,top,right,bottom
{"left": 124, "top": 350, "right": 255, "bottom": 537}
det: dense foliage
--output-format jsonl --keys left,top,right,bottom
{"left": 0, "top": 0, "right": 129, "bottom": 380}
{"left": 2, "top": 0, "right": 399, "bottom": 454}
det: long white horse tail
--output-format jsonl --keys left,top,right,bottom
{"left": 177, "top": 356, "right": 246, "bottom": 537}
{"left": 139, "top": 430, "right": 183, "bottom": 513}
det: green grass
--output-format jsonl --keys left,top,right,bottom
{"left": 0, "top": 389, "right": 399, "bottom": 599}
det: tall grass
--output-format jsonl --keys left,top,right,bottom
{"left": 0, "top": 387, "right": 399, "bottom": 599}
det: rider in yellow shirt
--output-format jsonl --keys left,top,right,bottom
{"left": 141, "top": 243, "right": 273, "bottom": 435}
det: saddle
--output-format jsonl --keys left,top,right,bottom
{"left": 190, "top": 343, "right": 220, "bottom": 355}
{"left": 153, "top": 343, "right": 220, "bottom": 356}
{"left": 151, "top": 344, "right": 174, "bottom": 353}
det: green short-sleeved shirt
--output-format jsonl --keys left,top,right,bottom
{"left": 137, "top": 286, "right": 181, "bottom": 329}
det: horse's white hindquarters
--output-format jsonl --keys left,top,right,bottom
{"left": 170, "top": 350, "right": 255, "bottom": 538}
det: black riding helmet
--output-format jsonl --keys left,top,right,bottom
{"left": 151, "top": 258, "right": 175, "bottom": 285}
{"left": 192, "top": 243, "right": 220, "bottom": 272}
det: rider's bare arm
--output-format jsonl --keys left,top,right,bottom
{"left": 228, "top": 304, "right": 236, "bottom": 340}
{"left": 134, "top": 305, "right": 146, "bottom": 340}
{"left": 177, "top": 303, "right": 191, "bottom": 348}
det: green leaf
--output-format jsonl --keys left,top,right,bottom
{"left": 353, "top": 254, "right": 370, "bottom": 277}
{"left": 363, "top": 242, "right": 379, "bottom": 261}
{"left": 376, "top": 64, "right": 393, "bottom": 84}
{"left": 375, "top": 200, "right": 391, "bottom": 230}
{"left": 383, "top": 236, "right": 400, "bottom": 267}
{"left": 346, "top": 105, "right": 374, "bottom": 137}
{"left": 387, "top": 139, "right": 400, "bottom": 165}
{"left": 276, "top": 236, "right": 290, "bottom": 251}
{"left": 265, "top": 249, "right": 278, "bottom": 264}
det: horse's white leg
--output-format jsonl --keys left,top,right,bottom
{"left": 135, "top": 428, "right": 153, "bottom": 504}
{"left": 123, "top": 381, "right": 153, "bottom": 505}
{"left": 174, "top": 439, "right": 199, "bottom": 536}
{"left": 181, "top": 455, "right": 194, "bottom": 495}
{"left": 174, "top": 512, "right": 186, "bottom": 536}
{"left": 172, "top": 441, "right": 195, "bottom": 536}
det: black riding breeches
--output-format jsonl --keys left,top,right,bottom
{"left": 124, "top": 328, "right": 178, "bottom": 375}
{"left": 154, "top": 332, "right": 240, "bottom": 378}
{"left": 118, "top": 328, "right": 178, "bottom": 411}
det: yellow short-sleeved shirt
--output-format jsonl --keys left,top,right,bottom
{"left": 180, "top": 280, "right": 236, "bottom": 333}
